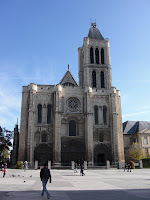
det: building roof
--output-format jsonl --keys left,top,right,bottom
{"left": 59, "top": 70, "right": 78, "bottom": 87}
{"left": 88, "top": 23, "right": 104, "bottom": 40}
{"left": 123, "top": 121, "right": 150, "bottom": 135}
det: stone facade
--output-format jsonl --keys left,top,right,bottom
{"left": 139, "top": 129, "right": 150, "bottom": 156}
{"left": 18, "top": 23, "right": 124, "bottom": 167}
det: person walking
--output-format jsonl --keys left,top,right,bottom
{"left": 23, "top": 161, "right": 27, "bottom": 172}
{"left": 127, "top": 163, "right": 131, "bottom": 172}
{"left": 40, "top": 163, "right": 51, "bottom": 199}
{"left": 129, "top": 164, "right": 132, "bottom": 172}
{"left": 124, "top": 163, "right": 127, "bottom": 172}
{"left": 80, "top": 164, "right": 85, "bottom": 176}
{"left": 3, "top": 167, "right": 6, "bottom": 178}
{"left": 74, "top": 162, "right": 78, "bottom": 173}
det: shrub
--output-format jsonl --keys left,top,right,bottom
{"left": 142, "top": 158, "right": 150, "bottom": 168}
{"left": 17, "top": 161, "right": 23, "bottom": 169}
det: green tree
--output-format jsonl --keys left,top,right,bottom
{"left": 0, "top": 126, "right": 13, "bottom": 159}
{"left": 128, "top": 142, "right": 146, "bottom": 161}
{"left": 1, "top": 148, "right": 10, "bottom": 159}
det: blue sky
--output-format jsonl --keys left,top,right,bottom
{"left": 0, "top": 0, "right": 150, "bottom": 131}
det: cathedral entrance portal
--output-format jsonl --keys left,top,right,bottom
{"left": 34, "top": 143, "right": 53, "bottom": 166}
{"left": 98, "top": 154, "right": 105, "bottom": 166}
{"left": 61, "top": 138, "right": 85, "bottom": 166}
{"left": 94, "top": 144, "right": 111, "bottom": 166}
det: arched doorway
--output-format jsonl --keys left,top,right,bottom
{"left": 61, "top": 138, "right": 85, "bottom": 166}
{"left": 34, "top": 143, "right": 53, "bottom": 166}
{"left": 94, "top": 144, "right": 112, "bottom": 166}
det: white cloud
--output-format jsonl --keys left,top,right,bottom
{"left": 123, "top": 110, "right": 150, "bottom": 118}
{"left": 122, "top": 109, "right": 150, "bottom": 122}
{"left": 0, "top": 59, "right": 62, "bottom": 131}
{"left": 0, "top": 87, "right": 21, "bottom": 130}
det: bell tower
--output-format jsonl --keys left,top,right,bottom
{"left": 78, "top": 23, "right": 112, "bottom": 89}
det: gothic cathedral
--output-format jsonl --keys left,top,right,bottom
{"left": 18, "top": 23, "right": 124, "bottom": 167}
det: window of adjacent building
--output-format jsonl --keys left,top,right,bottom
{"left": 94, "top": 106, "right": 98, "bottom": 125}
{"left": 101, "top": 71, "right": 105, "bottom": 88}
{"left": 90, "top": 47, "right": 94, "bottom": 63}
{"left": 69, "top": 120, "right": 76, "bottom": 136}
{"left": 103, "top": 106, "right": 107, "bottom": 125}
{"left": 95, "top": 48, "right": 99, "bottom": 64}
{"left": 145, "top": 148, "right": 149, "bottom": 154}
{"left": 42, "top": 133, "right": 47, "bottom": 142}
{"left": 92, "top": 70, "right": 96, "bottom": 88}
{"left": 38, "top": 104, "right": 42, "bottom": 123}
{"left": 144, "top": 136, "right": 148, "bottom": 145}
{"left": 101, "top": 48, "right": 104, "bottom": 64}
{"left": 47, "top": 105, "right": 51, "bottom": 124}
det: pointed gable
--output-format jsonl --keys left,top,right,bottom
{"left": 123, "top": 121, "right": 150, "bottom": 134}
{"left": 60, "top": 70, "right": 78, "bottom": 86}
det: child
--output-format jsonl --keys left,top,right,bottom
{"left": 3, "top": 168, "right": 6, "bottom": 178}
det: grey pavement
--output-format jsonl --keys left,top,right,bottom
{"left": 0, "top": 168, "right": 150, "bottom": 199}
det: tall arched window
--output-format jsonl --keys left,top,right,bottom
{"left": 103, "top": 106, "right": 107, "bottom": 125}
{"left": 69, "top": 120, "right": 76, "bottom": 136}
{"left": 90, "top": 47, "right": 94, "bottom": 63}
{"left": 38, "top": 104, "right": 42, "bottom": 123}
{"left": 95, "top": 48, "right": 99, "bottom": 64}
{"left": 92, "top": 70, "right": 96, "bottom": 88}
{"left": 99, "top": 134, "right": 103, "bottom": 142}
{"left": 94, "top": 106, "right": 98, "bottom": 125}
{"left": 101, "top": 48, "right": 104, "bottom": 64}
{"left": 47, "top": 105, "right": 51, "bottom": 124}
{"left": 42, "top": 133, "right": 47, "bottom": 142}
{"left": 101, "top": 71, "right": 105, "bottom": 88}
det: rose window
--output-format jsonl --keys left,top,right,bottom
{"left": 67, "top": 98, "right": 80, "bottom": 112}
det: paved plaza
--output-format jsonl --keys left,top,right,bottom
{"left": 0, "top": 168, "right": 150, "bottom": 200}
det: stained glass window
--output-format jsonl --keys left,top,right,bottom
{"left": 95, "top": 48, "right": 99, "bottom": 64}
{"left": 90, "top": 47, "right": 94, "bottom": 63}
{"left": 92, "top": 70, "right": 96, "bottom": 88}
{"left": 42, "top": 133, "right": 47, "bottom": 142}
{"left": 94, "top": 106, "right": 98, "bottom": 125}
{"left": 103, "top": 106, "right": 107, "bottom": 125}
{"left": 47, "top": 105, "right": 51, "bottom": 124}
{"left": 101, "top": 48, "right": 104, "bottom": 64}
{"left": 67, "top": 98, "right": 80, "bottom": 112}
{"left": 101, "top": 71, "right": 105, "bottom": 88}
{"left": 38, "top": 104, "right": 42, "bottom": 123}
{"left": 69, "top": 120, "right": 76, "bottom": 136}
